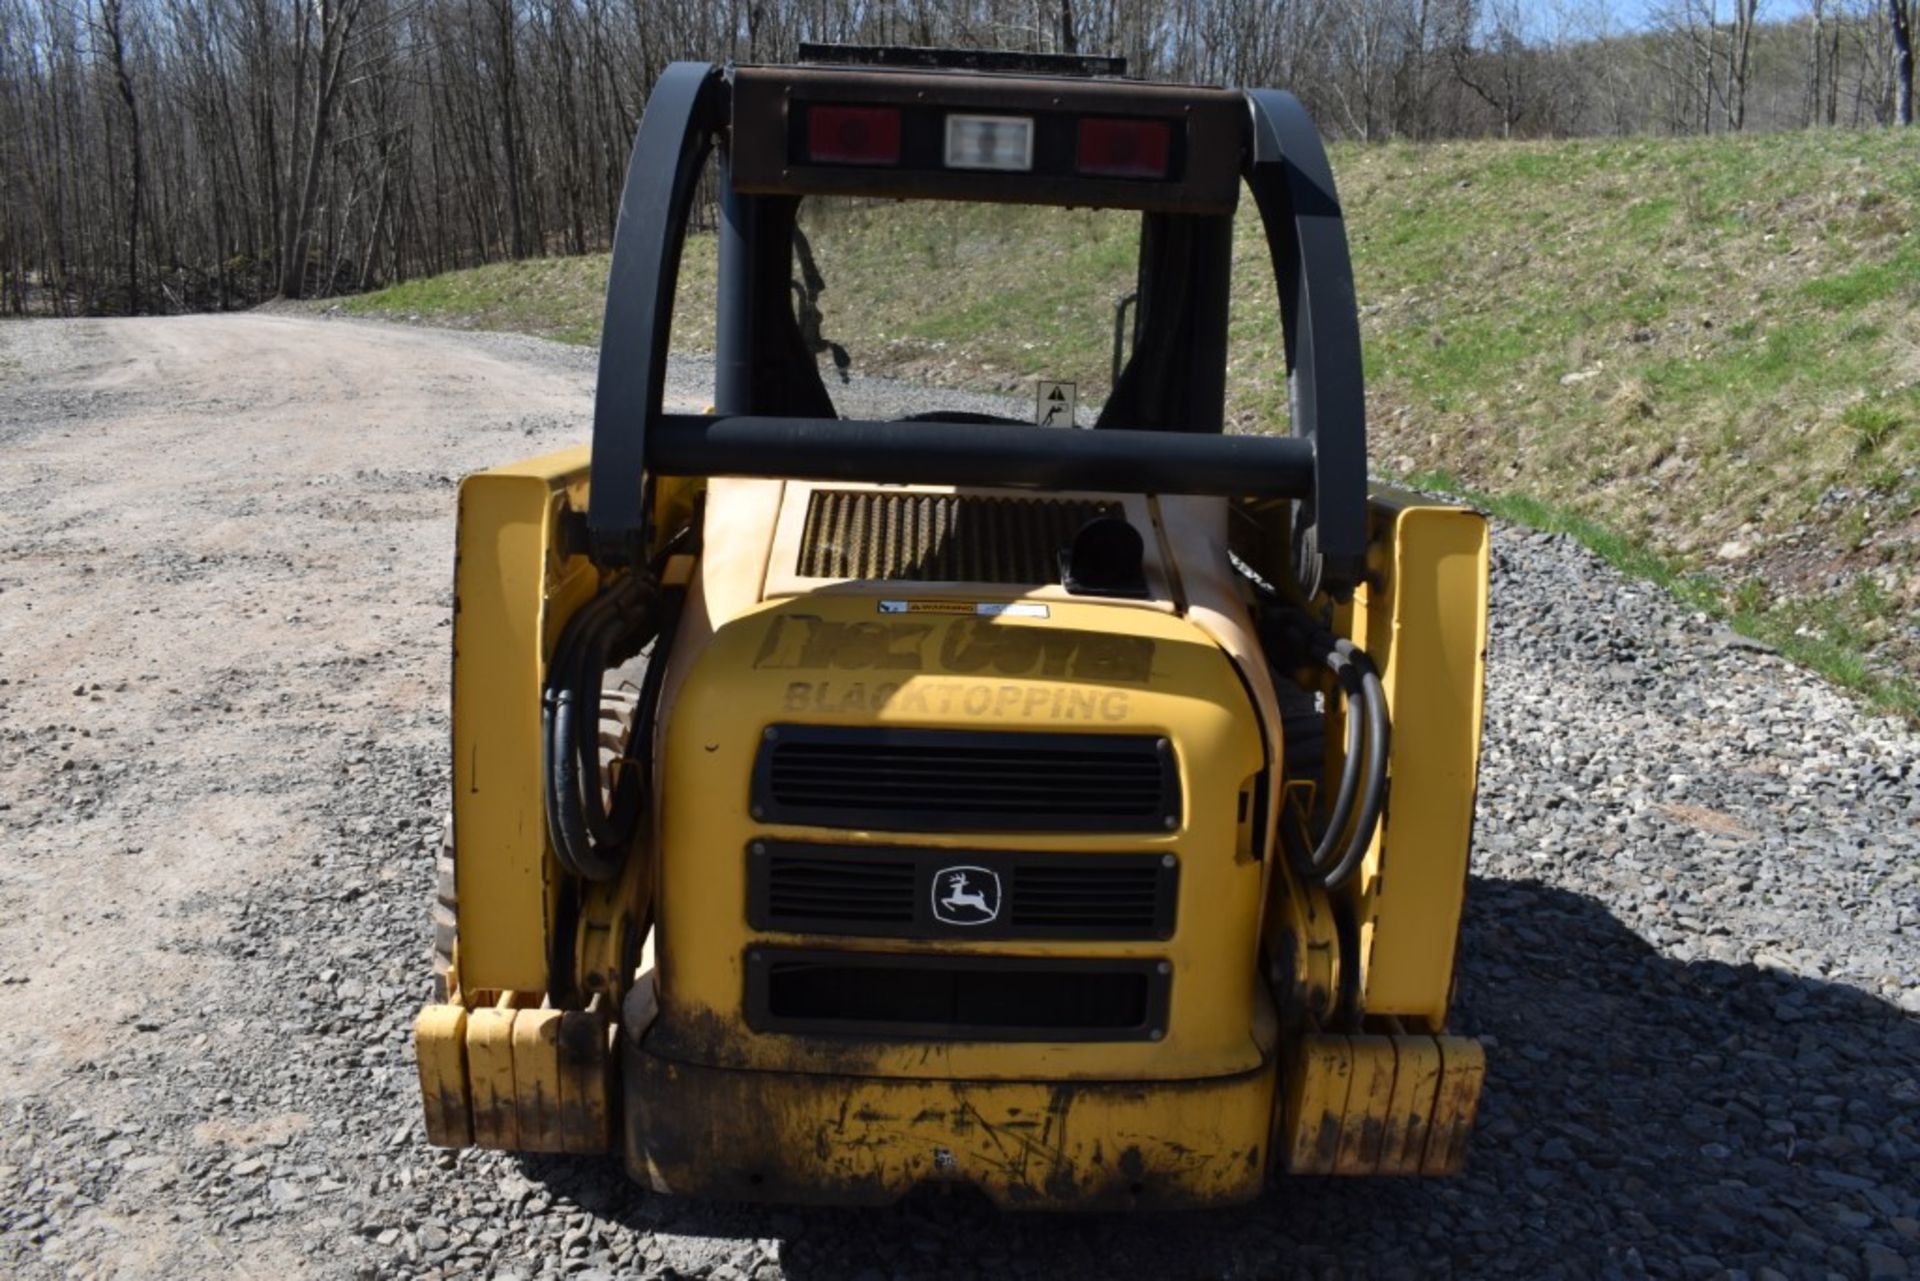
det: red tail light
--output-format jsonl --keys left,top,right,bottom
{"left": 807, "top": 106, "right": 902, "bottom": 166}
{"left": 1076, "top": 117, "right": 1172, "bottom": 179}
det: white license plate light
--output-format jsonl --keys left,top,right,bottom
{"left": 944, "top": 114, "right": 1035, "bottom": 172}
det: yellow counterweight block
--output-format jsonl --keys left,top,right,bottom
{"left": 414, "top": 994, "right": 618, "bottom": 1155}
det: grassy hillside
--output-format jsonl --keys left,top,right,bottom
{"left": 333, "top": 130, "right": 1920, "bottom": 716}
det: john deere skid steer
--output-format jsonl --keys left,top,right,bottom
{"left": 414, "top": 45, "right": 1490, "bottom": 1209}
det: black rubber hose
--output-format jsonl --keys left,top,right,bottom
{"left": 1304, "top": 651, "right": 1366, "bottom": 878}
{"left": 544, "top": 685, "right": 577, "bottom": 870}
{"left": 543, "top": 592, "right": 604, "bottom": 874}
{"left": 543, "top": 575, "right": 660, "bottom": 882}
{"left": 1320, "top": 644, "right": 1390, "bottom": 893}
{"left": 1261, "top": 605, "right": 1392, "bottom": 893}
{"left": 546, "top": 607, "right": 614, "bottom": 878}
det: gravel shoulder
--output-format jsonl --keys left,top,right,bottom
{"left": 0, "top": 314, "right": 1915, "bottom": 1281}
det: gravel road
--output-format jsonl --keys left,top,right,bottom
{"left": 1, "top": 314, "right": 1915, "bottom": 1281}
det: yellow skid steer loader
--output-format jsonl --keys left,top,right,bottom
{"left": 414, "top": 44, "right": 1490, "bottom": 1209}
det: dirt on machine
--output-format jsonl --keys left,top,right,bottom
{"left": 413, "top": 44, "right": 1491, "bottom": 1209}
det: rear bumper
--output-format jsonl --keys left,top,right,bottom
{"left": 622, "top": 1026, "right": 1276, "bottom": 1209}
{"left": 413, "top": 995, "right": 1486, "bottom": 1208}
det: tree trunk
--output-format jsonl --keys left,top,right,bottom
{"left": 1894, "top": 0, "right": 1916, "bottom": 124}
{"left": 494, "top": 0, "right": 527, "bottom": 259}
{"left": 1728, "top": 0, "right": 1757, "bottom": 131}
{"left": 100, "top": 0, "right": 143, "bottom": 312}
{"left": 278, "top": 0, "right": 360, "bottom": 298}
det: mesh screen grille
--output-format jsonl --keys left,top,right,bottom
{"left": 797, "top": 490, "right": 1119, "bottom": 583}
{"left": 753, "top": 727, "right": 1181, "bottom": 834}
{"left": 750, "top": 843, "right": 1178, "bottom": 940}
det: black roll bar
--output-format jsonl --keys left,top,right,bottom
{"left": 1245, "top": 90, "right": 1370, "bottom": 591}
{"left": 587, "top": 64, "right": 1372, "bottom": 592}
{"left": 650, "top": 414, "right": 1316, "bottom": 497}
{"left": 588, "top": 61, "right": 725, "bottom": 566}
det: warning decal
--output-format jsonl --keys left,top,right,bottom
{"left": 1035, "top": 380, "right": 1077, "bottom": 427}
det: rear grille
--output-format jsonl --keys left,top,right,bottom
{"left": 745, "top": 948, "right": 1170, "bottom": 1041}
{"left": 763, "top": 851, "right": 916, "bottom": 926}
{"left": 796, "top": 489, "right": 1119, "bottom": 583}
{"left": 1011, "top": 864, "right": 1164, "bottom": 930}
{"left": 750, "top": 842, "right": 1177, "bottom": 940}
{"left": 753, "top": 726, "right": 1180, "bottom": 833}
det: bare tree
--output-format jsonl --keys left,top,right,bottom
{"left": 6, "top": 0, "right": 1920, "bottom": 318}
{"left": 1728, "top": 0, "right": 1761, "bottom": 129}
{"left": 1446, "top": 0, "right": 1541, "bottom": 138}
{"left": 1894, "top": 0, "right": 1916, "bottom": 122}
{"left": 97, "top": 0, "right": 144, "bottom": 311}
{"left": 281, "top": 0, "right": 361, "bottom": 297}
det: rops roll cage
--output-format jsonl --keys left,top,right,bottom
{"left": 587, "top": 59, "right": 1370, "bottom": 594}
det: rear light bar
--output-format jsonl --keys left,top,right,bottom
{"left": 806, "top": 105, "right": 901, "bottom": 165}
{"left": 1077, "top": 117, "right": 1172, "bottom": 179}
{"left": 740, "top": 67, "right": 1243, "bottom": 213}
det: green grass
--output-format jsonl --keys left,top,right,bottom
{"left": 1408, "top": 468, "right": 1920, "bottom": 722}
{"left": 332, "top": 256, "right": 612, "bottom": 345}
{"left": 328, "top": 128, "right": 1920, "bottom": 719}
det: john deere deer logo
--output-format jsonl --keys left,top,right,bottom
{"left": 931, "top": 866, "right": 1001, "bottom": 926}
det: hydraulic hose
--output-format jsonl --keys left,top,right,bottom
{"left": 1303, "top": 650, "right": 1365, "bottom": 878}
{"left": 1264, "top": 606, "right": 1392, "bottom": 894}
{"left": 542, "top": 573, "right": 664, "bottom": 882}
{"left": 1318, "top": 641, "right": 1390, "bottom": 893}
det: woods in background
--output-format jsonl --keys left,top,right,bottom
{"left": 1, "top": 0, "right": 1916, "bottom": 316}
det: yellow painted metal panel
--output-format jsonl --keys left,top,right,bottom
{"left": 1333, "top": 1035, "right": 1398, "bottom": 1174}
{"left": 451, "top": 447, "right": 595, "bottom": 992}
{"left": 625, "top": 1038, "right": 1275, "bottom": 1208}
{"left": 651, "top": 594, "right": 1269, "bottom": 1081}
{"left": 1353, "top": 497, "right": 1489, "bottom": 1027}
{"left": 1422, "top": 1036, "right": 1486, "bottom": 1174}
{"left": 1279, "top": 1034, "right": 1351, "bottom": 1174}
{"left": 511, "top": 1008, "right": 567, "bottom": 1152}
{"left": 414, "top": 1004, "right": 472, "bottom": 1148}
{"left": 1377, "top": 1034, "right": 1443, "bottom": 1174}
{"left": 466, "top": 1006, "right": 522, "bottom": 1150}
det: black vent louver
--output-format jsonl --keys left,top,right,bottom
{"left": 762, "top": 850, "right": 917, "bottom": 926}
{"left": 1010, "top": 863, "right": 1164, "bottom": 930}
{"left": 753, "top": 726, "right": 1181, "bottom": 834}
{"left": 797, "top": 489, "right": 1120, "bottom": 583}
{"left": 746, "top": 949, "right": 1170, "bottom": 1042}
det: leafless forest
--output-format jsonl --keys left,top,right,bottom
{"left": 1, "top": 0, "right": 1915, "bottom": 317}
